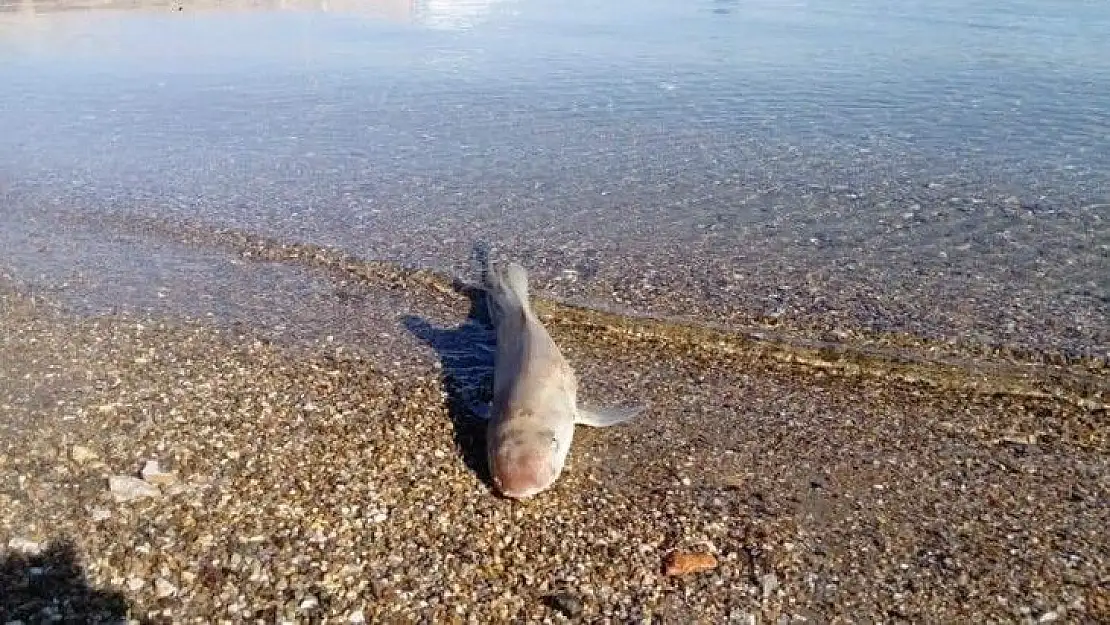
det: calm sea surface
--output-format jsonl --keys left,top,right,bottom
{"left": 1, "top": 0, "right": 1107, "bottom": 358}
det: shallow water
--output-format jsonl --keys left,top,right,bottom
{"left": 1, "top": 0, "right": 1108, "bottom": 359}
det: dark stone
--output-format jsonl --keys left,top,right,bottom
{"left": 544, "top": 592, "right": 584, "bottom": 618}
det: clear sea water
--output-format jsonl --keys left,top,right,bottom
{"left": 1, "top": 0, "right": 1107, "bottom": 357}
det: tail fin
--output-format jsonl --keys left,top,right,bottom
{"left": 500, "top": 263, "right": 531, "bottom": 308}
{"left": 482, "top": 255, "right": 532, "bottom": 327}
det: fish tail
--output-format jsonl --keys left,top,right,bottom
{"left": 501, "top": 262, "right": 531, "bottom": 308}
{"left": 482, "top": 256, "right": 532, "bottom": 325}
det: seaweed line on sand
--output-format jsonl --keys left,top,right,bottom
{"left": 79, "top": 212, "right": 1108, "bottom": 414}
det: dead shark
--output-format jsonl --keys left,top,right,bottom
{"left": 476, "top": 255, "right": 644, "bottom": 499}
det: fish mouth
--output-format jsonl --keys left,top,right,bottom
{"left": 491, "top": 455, "right": 556, "bottom": 499}
{"left": 492, "top": 471, "right": 555, "bottom": 499}
{"left": 495, "top": 482, "right": 548, "bottom": 500}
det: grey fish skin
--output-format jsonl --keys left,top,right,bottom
{"left": 481, "top": 258, "right": 642, "bottom": 499}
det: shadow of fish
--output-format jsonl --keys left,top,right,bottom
{"left": 475, "top": 250, "right": 646, "bottom": 499}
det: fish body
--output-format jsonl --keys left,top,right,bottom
{"left": 481, "top": 258, "right": 641, "bottom": 499}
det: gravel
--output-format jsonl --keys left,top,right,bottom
{"left": 1, "top": 240, "right": 1107, "bottom": 623}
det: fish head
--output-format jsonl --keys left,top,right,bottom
{"left": 488, "top": 419, "right": 575, "bottom": 499}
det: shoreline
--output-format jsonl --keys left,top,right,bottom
{"left": 2, "top": 259, "right": 1106, "bottom": 622}
{"left": 9, "top": 205, "right": 1109, "bottom": 379}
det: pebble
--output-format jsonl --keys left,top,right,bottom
{"left": 141, "top": 459, "right": 178, "bottom": 486}
{"left": 1, "top": 263, "right": 1105, "bottom": 623}
{"left": 1002, "top": 434, "right": 1037, "bottom": 446}
{"left": 546, "top": 592, "right": 584, "bottom": 617}
{"left": 155, "top": 578, "right": 178, "bottom": 598}
{"left": 299, "top": 596, "right": 320, "bottom": 611}
{"left": 90, "top": 507, "right": 112, "bottom": 522}
{"left": 6, "top": 536, "right": 44, "bottom": 555}
{"left": 761, "top": 573, "right": 780, "bottom": 598}
{"left": 70, "top": 445, "right": 100, "bottom": 464}
{"left": 127, "top": 577, "right": 146, "bottom": 592}
{"left": 664, "top": 551, "right": 718, "bottom": 576}
{"left": 108, "top": 475, "right": 161, "bottom": 502}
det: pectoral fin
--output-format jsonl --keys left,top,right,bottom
{"left": 575, "top": 404, "right": 647, "bottom": 427}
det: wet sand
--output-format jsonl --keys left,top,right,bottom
{"left": 1, "top": 232, "right": 1106, "bottom": 623}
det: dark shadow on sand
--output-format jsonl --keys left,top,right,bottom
{"left": 1, "top": 539, "right": 135, "bottom": 624}
{"left": 402, "top": 278, "right": 496, "bottom": 488}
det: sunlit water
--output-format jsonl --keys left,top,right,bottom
{"left": 1, "top": 0, "right": 1107, "bottom": 358}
